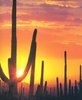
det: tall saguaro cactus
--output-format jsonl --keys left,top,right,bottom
{"left": 8, "top": 0, "right": 17, "bottom": 94}
{"left": 56, "top": 77, "right": 59, "bottom": 97}
{"left": 64, "top": 51, "right": 67, "bottom": 96}
{"left": 79, "top": 65, "right": 82, "bottom": 93}
{"left": 0, "top": 0, "right": 37, "bottom": 95}
{"left": 40, "top": 61, "right": 44, "bottom": 93}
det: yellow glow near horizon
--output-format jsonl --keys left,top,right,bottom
{"left": 1, "top": 26, "right": 82, "bottom": 86}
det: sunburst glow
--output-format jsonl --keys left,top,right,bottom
{"left": 17, "top": 70, "right": 23, "bottom": 78}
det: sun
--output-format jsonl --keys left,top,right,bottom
{"left": 17, "top": 70, "right": 23, "bottom": 78}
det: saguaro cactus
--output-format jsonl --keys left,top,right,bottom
{"left": 56, "top": 77, "right": 59, "bottom": 97}
{"left": 69, "top": 80, "right": 72, "bottom": 96}
{"left": 79, "top": 65, "right": 82, "bottom": 93}
{"left": 60, "top": 83, "right": 63, "bottom": 97}
{"left": 64, "top": 51, "right": 67, "bottom": 96}
{"left": 0, "top": 0, "right": 37, "bottom": 95}
{"left": 40, "top": 61, "right": 44, "bottom": 93}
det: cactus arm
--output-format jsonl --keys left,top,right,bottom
{"left": 16, "top": 42, "right": 36, "bottom": 82}
{"left": 16, "top": 29, "right": 37, "bottom": 82}
{"left": 0, "top": 29, "right": 37, "bottom": 83}
{"left": 0, "top": 64, "right": 10, "bottom": 84}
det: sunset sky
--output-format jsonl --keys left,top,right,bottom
{"left": 0, "top": 0, "right": 82, "bottom": 87}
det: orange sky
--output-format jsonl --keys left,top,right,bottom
{"left": 0, "top": 0, "right": 82, "bottom": 86}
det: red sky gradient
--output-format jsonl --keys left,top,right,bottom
{"left": 0, "top": 0, "right": 82, "bottom": 86}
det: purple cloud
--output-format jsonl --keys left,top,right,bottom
{"left": 0, "top": 0, "right": 11, "bottom": 6}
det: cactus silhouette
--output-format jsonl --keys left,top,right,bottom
{"left": 64, "top": 51, "right": 67, "bottom": 96}
{"left": 79, "top": 65, "right": 82, "bottom": 93}
{"left": 69, "top": 80, "right": 72, "bottom": 96}
{"left": 40, "top": 61, "right": 44, "bottom": 93}
{"left": 60, "top": 83, "right": 63, "bottom": 97}
{"left": 0, "top": 0, "right": 37, "bottom": 95}
{"left": 56, "top": 77, "right": 59, "bottom": 98}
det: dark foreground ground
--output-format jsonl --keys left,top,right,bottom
{"left": 0, "top": 92, "right": 82, "bottom": 100}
